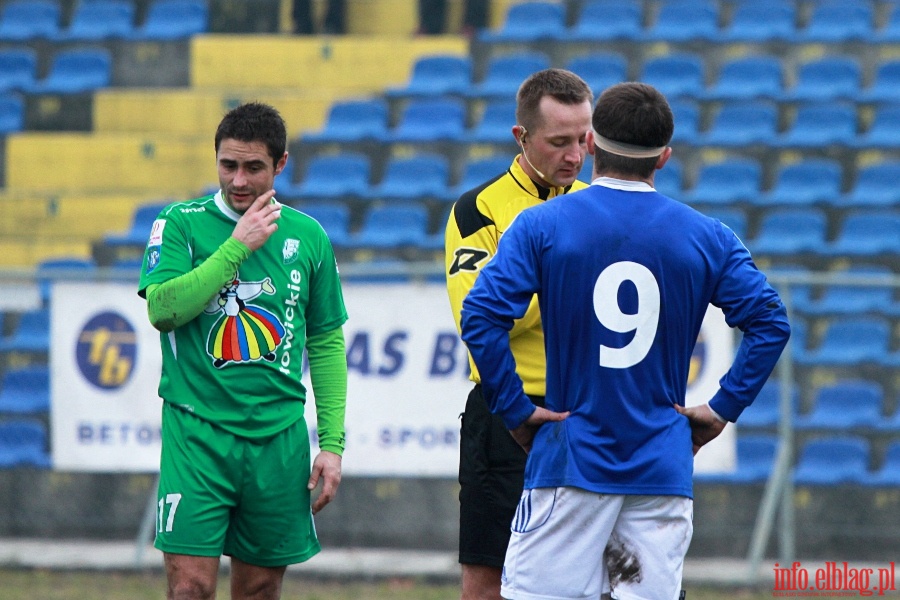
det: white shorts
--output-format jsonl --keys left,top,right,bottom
{"left": 500, "top": 487, "right": 693, "bottom": 600}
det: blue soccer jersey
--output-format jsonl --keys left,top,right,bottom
{"left": 461, "top": 179, "right": 790, "bottom": 498}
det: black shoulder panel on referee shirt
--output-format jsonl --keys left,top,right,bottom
{"left": 454, "top": 172, "right": 505, "bottom": 238}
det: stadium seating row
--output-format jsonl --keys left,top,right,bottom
{"left": 480, "top": 0, "right": 900, "bottom": 44}
{"left": 282, "top": 151, "right": 900, "bottom": 207}
{"left": 382, "top": 52, "right": 900, "bottom": 104}
{"left": 695, "top": 435, "right": 900, "bottom": 486}
{"left": 0, "top": 0, "right": 207, "bottom": 41}
{"left": 301, "top": 96, "right": 900, "bottom": 152}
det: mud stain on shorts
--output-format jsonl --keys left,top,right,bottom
{"left": 605, "top": 533, "right": 642, "bottom": 588}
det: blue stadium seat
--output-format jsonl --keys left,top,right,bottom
{"left": 639, "top": 53, "right": 705, "bottom": 99}
{"left": 824, "top": 211, "right": 900, "bottom": 257}
{"left": 104, "top": 202, "right": 168, "bottom": 247}
{"left": 644, "top": 0, "right": 719, "bottom": 42}
{"left": 444, "top": 155, "right": 511, "bottom": 201}
{"left": 859, "top": 60, "right": 900, "bottom": 103}
{"left": 794, "top": 316, "right": 890, "bottom": 367}
{"left": 738, "top": 381, "right": 798, "bottom": 430}
{"left": 296, "top": 202, "right": 350, "bottom": 249}
{"left": 0, "top": 309, "right": 50, "bottom": 353}
{"left": 293, "top": 153, "right": 370, "bottom": 200}
{"left": 720, "top": 0, "right": 796, "bottom": 43}
{"left": 302, "top": 98, "right": 388, "bottom": 143}
{"left": 466, "top": 99, "right": 516, "bottom": 144}
{"left": 793, "top": 266, "right": 895, "bottom": 317}
{"left": 669, "top": 99, "right": 700, "bottom": 145}
{"left": 54, "top": 0, "right": 135, "bottom": 40}
{"left": 781, "top": 56, "right": 862, "bottom": 102}
{"left": 0, "top": 365, "right": 50, "bottom": 414}
{"left": 570, "top": 0, "right": 642, "bottom": 42}
{"left": 795, "top": 380, "right": 884, "bottom": 431}
{"left": 837, "top": 161, "right": 900, "bottom": 208}
{"left": 695, "top": 435, "right": 779, "bottom": 484}
{"left": 798, "top": 1, "right": 874, "bottom": 42}
{"left": 565, "top": 52, "right": 627, "bottom": 97}
{"left": 702, "top": 55, "right": 783, "bottom": 101}
{"left": 0, "top": 48, "right": 36, "bottom": 92}
{"left": 748, "top": 208, "right": 828, "bottom": 256}
{"left": 367, "top": 153, "right": 450, "bottom": 200}
{"left": 0, "top": 93, "right": 23, "bottom": 134}
{"left": 775, "top": 102, "right": 857, "bottom": 148}
{"left": 272, "top": 157, "right": 303, "bottom": 198}
{"left": 703, "top": 207, "right": 747, "bottom": 240}
{"left": 760, "top": 159, "right": 842, "bottom": 206}
{"left": 385, "top": 55, "right": 472, "bottom": 98}
{"left": 852, "top": 104, "right": 900, "bottom": 149}
{"left": 131, "top": 0, "right": 207, "bottom": 39}
{"left": 765, "top": 264, "right": 814, "bottom": 311}
{"left": 793, "top": 436, "right": 870, "bottom": 486}
{"left": 466, "top": 52, "right": 551, "bottom": 100}
{"left": 349, "top": 204, "right": 430, "bottom": 249}
{"left": 687, "top": 159, "right": 762, "bottom": 205}
{"left": 0, "top": 419, "right": 51, "bottom": 468}
{"left": 654, "top": 157, "right": 682, "bottom": 199}
{"left": 701, "top": 101, "right": 778, "bottom": 147}
{"left": 864, "top": 442, "right": 900, "bottom": 485}
{"left": 0, "top": 0, "right": 60, "bottom": 40}
{"left": 383, "top": 98, "right": 466, "bottom": 143}
{"left": 876, "top": 4, "right": 900, "bottom": 43}
{"left": 27, "top": 47, "right": 112, "bottom": 94}
{"left": 479, "top": 1, "right": 564, "bottom": 42}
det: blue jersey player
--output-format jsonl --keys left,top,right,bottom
{"left": 461, "top": 82, "right": 791, "bottom": 600}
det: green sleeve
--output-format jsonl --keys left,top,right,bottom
{"left": 307, "top": 326, "right": 347, "bottom": 455}
{"left": 146, "top": 237, "right": 252, "bottom": 332}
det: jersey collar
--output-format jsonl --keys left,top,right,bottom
{"left": 214, "top": 190, "right": 242, "bottom": 222}
{"left": 590, "top": 177, "right": 656, "bottom": 192}
{"left": 509, "top": 155, "right": 573, "bottom": 201}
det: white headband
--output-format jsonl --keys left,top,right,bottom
{"left": 592, "top": 128, "right": 667, "bottom": 158}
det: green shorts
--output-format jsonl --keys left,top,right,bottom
{"left": 155, "top": 402, "right": 320, "bottom": 566}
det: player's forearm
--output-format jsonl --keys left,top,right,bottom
{"left": 308, "top": 326, "right": 347, "bottom": 456}
{"left": 711, "top": 302, "right": 791, "bottom": 422}
{"left": 147, "top": 237, "right": 251, "bottom": 332}
{"left": 460, "top": 308, "right": 534, "bottom": 429}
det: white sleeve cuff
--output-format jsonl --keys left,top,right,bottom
{"left": 708, "top": 404, "right": 728, "bottom": 424}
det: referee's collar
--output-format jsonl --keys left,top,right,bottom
{"left": 509, "top": 155, "right": 573, "bottom": 200}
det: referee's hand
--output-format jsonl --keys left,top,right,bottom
{"left": 510, "top": 406, "right": 570, "bottom": 454}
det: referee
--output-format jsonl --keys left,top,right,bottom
{"left": 444, "top": 69, "right": 593, "bottom": 600}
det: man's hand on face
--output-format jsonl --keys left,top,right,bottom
{"left": 232, "top": 190, "right": 280, "bottom": 251}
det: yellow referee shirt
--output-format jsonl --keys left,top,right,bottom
{"left": 445, "top": 156, "right": 588, "bottom": 396}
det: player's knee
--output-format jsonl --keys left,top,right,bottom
{"left": 233, "top": 576, "right": 283, "bottom": 600}
{"left": 168, "top": 576, "right": 216, "bottom": 600}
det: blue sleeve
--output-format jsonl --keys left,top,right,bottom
{"left": 709, "top": 229, "right": 791, "bottom": 422}
{"left": 460, "top": 210, "right": 543, "bottom": 429}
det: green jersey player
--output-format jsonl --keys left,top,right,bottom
{"left": 138, "top": 102, "right": 348, "bottom": 600}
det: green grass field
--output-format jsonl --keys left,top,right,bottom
{"left": 0, "top": 569, "right": 777, "bottom": 599}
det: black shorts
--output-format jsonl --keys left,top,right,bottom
{"left": 458, "top": 384, "right": 544, "bottom": 567}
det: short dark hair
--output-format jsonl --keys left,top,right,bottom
{"left": 592, "top": 82, "right": 674, "bottom": 178}
{"left": 515, "top": 68, "right": 594, "bottom": 132}
{"left": 214, "top": 102, "right": 287, "bottom": 167}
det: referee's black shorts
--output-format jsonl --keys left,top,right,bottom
{"left": 458, "top": 384, "right": 544, "bottom": 568}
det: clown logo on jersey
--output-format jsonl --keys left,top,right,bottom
{"left": 204, "top": 274, "right": 286, "bottom": 368}
{"left": 282, "top": 238, "right": 300, "bottom": 264}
